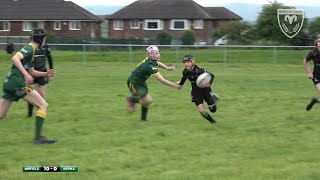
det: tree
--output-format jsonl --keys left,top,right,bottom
{"left": 213, "top": 20, "right": 253, "bottom": 44}
{"left": 180, "top": 30, "right": 195, "bottom": 45}
{"left": 309, "top": 17, "right": 320, "bottom": 40}
{"left": 156, "top": 31, "right": 172, "bottom": 45}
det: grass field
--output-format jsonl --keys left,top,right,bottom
{"left": 0, "top": 49, "right": 319, "bottom": 179}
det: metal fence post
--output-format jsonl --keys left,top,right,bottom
{"left": 82, "top": 44, "right": 87, "bottom": 65}
{"left": 129, "top": 44, "right": 133, "bottom": 67}
{"left": 223, "top": 46, "right": 227, "bottom": 65}
{"left": 273, "top": 46, "right": 277, "bottom": 64}
{"left": 175, "top": 46, "right": 179, "bottom": 67}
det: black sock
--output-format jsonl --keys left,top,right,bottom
{"left": 28, "top": 103, "right": 33, "bottom": 117}
{"left": 202, "top": 112, "right": 216, "bottom": 123}
{"left": 141, "top": 106, "right": 148, "bottom": 121}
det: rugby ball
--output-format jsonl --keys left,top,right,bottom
{"left": 196, "top": 72, "right": 211, "bottom": 88}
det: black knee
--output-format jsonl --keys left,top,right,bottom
{"left": 209, "top": 104, "right": 217, "bottom": 113}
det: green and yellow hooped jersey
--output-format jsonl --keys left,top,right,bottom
{"left": 128, "top": 57, "right": 161, "bottom": 84}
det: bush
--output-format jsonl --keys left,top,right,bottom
{"left": 180, "top": 30, "right": 195, "bottom": 45}
{"left": 156, "top": 31, "right": 172, "bottom": 45}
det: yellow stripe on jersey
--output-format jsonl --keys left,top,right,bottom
{"left": 16, "top": 52, "right": 24, "bottom": 60}
{"left": 152, "top": 72, "right": 160, "bottom": 77}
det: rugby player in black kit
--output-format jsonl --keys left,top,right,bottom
{"left": 177, "top": 54, "right": 219, "bottom": 124}
{"left": 304, "top": 37, "right": 320, "bottom": 111}
{"left": 27, "top": 44, "right": 54, "bottom": 117}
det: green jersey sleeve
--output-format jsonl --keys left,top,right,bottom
{"left": 15, "top": 45, "right": 34, "bottom": 71}
{"left": 18, "top": 45, "right": 33, "bottom": 60}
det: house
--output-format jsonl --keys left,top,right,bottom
{"left": 107, "top": 0, "right": 242, "bottom": 44}
{"left": 0, "top": 0, "right": 103, "bottom": 40}
{"left": 98, "top": 15, "right": 109, "bottom": 39}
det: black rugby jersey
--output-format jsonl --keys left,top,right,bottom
{"left": 33, "top": 44, "right": 53, "bottom": 71}
{"left": 179, "top": 65, "right": 214, "bottom": 89}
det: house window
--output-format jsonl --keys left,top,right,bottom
{"left": 22, "top": 21, "right": 44, "bottom": 31}
{"left": 144, "top": 19, "right": 163, "bottom": 30}
{"left": 130, "top": 20, "right": 140, "bottom": 29}
{"left": 170, "top": 19, "right": 188, "bottom": 30}
{"left": 69, "top": 21, "right": 81, "bottom": 30}
{"left": 193, "top": 20, "right": 204, "bottom": 29}
{"left": 0, "top": 21, "right": 10, "bottom": 31}
{"left": 54, "top": 21, "right": 61, "bottom": 30}
{"left": 113, "top": 20, "right": 123, "bottom": 30}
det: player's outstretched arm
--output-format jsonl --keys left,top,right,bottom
{"left": 30, "top": 69, "right": 55, "bottom": 78}
{"left": 155, "top": 73, "right": 181, "bottom": 89}
{"left": 158, "top": 62, "right": 176, "bottom": 71}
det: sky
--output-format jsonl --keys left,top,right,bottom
{"left": 70, "top": 0, "right": 320, "bottom": 7}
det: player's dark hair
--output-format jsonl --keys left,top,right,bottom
{"left": 182, "top": 54, "right": 195, "bottom": 63}
{"left": 30, "top": 28, "right": 46, "bottom": 47}
{"left": 6, "top": 43, "right": 14, "bottom": 54}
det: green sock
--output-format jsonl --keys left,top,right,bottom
{"left": 202, "top": 112, "right": 215, "bottom": 123}
{"left": 131, "top": 96, "right": 139, "bottom": 103}
{"left": 141, "top": 106, "right": 148, "bottom": 120}
{"left": 35, "top": 116, "right": 44, "bottom": 139}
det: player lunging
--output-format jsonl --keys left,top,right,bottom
{"left": 127, "top": 45, "right": 181, "bottom": 121}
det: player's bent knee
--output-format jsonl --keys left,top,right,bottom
{"left": 142, "top": 101, "right": 152, "bottom": 108}
{"left": 145, "top": 99, "right": 152, "bottom": 105}
{"left": 38, "top": 101, "right": 48, "bottom": 110}
{"left": 209, "top": 105, "right": 217, "bottom": 113}
{"left": 198, "top": 109, "right": 206, "bottom": 115}
{"left": 141, "top": 95, "right": 152, "bottom": 107}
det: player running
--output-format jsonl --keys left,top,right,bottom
{"left": 304, "top": 37, "right": 320, "bottom": 111}
{"left": 0, "top": 28, "right": 56, "bottom": 144}
{"left": 27, "top": 43, "right": 54, "bottom": 117}
{"left": 127, "top": 45, "right": 181, "bottom": 121}
{"left": 177, "top": 54, "right": 219, "bottom": 124}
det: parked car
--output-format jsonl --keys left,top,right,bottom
{"left": 194, "top": 41, "right": 207, "bottom": 46}
{"left": 194, "top": 41, "right": 208, "bottom": 49}
{"left": 214, "top": 35, "right": 228, "bottom": 46}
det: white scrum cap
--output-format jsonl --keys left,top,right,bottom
{"left": 146, "top": 45, "right": 159, "bottom": 59}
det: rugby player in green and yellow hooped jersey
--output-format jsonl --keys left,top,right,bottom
{"left": 127, "top": 45, "right": 181, "bottom": 121}
{"left": 0, "top": 28, "right": 56, "bottom": 144}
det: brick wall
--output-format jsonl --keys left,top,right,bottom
{"left": 0, "top": 21, "right": 101, "bottom": 39}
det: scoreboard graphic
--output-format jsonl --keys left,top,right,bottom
{"left": 23, "top": 166, "right": 78, "bottom": 172}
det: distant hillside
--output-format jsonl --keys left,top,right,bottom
{"left": 84, "top": 3, "right": 320, "bottom": 21}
